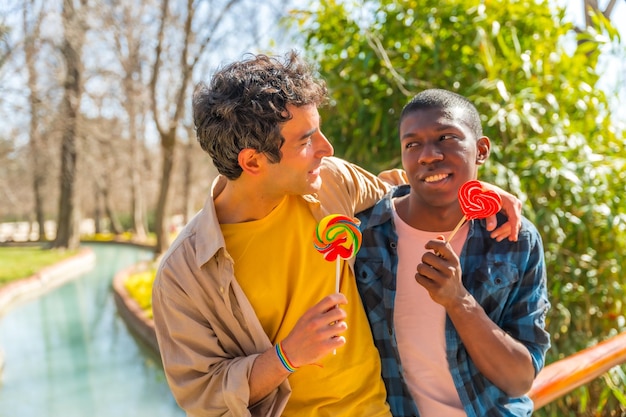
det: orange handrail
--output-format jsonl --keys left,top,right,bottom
{"left": 529, "top": 332, "right": 626, "bottom": 409}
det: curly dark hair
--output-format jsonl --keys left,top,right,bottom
{"left": 193, "top": 50, "right": 328, "bottom": 180}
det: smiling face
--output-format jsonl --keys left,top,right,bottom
{"left": 263, "top": 103, "right": 334, "bottom": 197}
{"left": 400, "top": 106, "right": 490, "bottom": 215}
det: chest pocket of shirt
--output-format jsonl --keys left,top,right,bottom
{"left": 355, "top": 260, "right": 389, "bottom": 327}
{"left": 470, "top": 260, "right": 519, "bottom": 320}
{"left": 474, "top": 260, "right": 519, "bottom": 288}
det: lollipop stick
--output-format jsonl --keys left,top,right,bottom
{"left": 446, "top": 215, "right": 467, "bottom": 243}
{"left": 335, "top": 258, "right": 340, "bottom": 293}
{"left": 333, "top": 258, "right": 341, "bottom": 355}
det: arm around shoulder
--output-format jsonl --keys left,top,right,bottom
{"left": 318, "top": 157, "right": 392, "bottom": 215}
{"left": 377, "top": 167, "right": 408, "bottom": 185}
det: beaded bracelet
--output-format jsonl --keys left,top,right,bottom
{"left": 275, "top": 342, "right": 298, "bottom": 373}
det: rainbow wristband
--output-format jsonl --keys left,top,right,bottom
{"left": 276, "top": 342, "right": 298, "bottom": 373}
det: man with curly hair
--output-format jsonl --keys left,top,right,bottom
{"left": 152, "top": 51, "right": 522, "bottom": 417}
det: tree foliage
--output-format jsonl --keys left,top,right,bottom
{"left": 290, "top": 0, "right": 626, "bottom": 413}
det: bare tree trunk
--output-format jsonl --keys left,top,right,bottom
{"left": 150, "top": 0, "right": 183, "bottom": 255}
{"left": 55, "top": 123, "right": 79, "bottom": 249}
{"left": 154, "top": 131, "right": 175, "bottom": 253}
{"left": 55, "top": 128, "right": 79, "bottom": 249}
{"left": 125, "top": 74, "right": 147, "bottom": 241}
{"left": 130, "top": 136, "right": 148, "bottom": 240}
{"left": 23, "top": 1, "right": 47, "bottom": 241}
{"left": 104, "top": 1, "right": 150, "bottom": 242}
{"left": 53, "top": 0, "right": 84, "bottom": 250}
{"left": 149, "top": 0, "right": 253, "bottom": 254}
{"left": 182, "top": 138, "right": 194, "bottom": 224}
{"left": 94, "top": 186, "right": 102, "bottom": 234}
{"left": 102, "top": 186, "right": 123, "bottom": 235}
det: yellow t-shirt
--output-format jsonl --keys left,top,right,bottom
{"left": 221, "top": 195, "right": 390, "bottom": 417}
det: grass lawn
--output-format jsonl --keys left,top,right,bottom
{"left": 0, "top": 246, "right": 78, "bottom": 286}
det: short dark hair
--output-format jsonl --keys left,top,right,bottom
{"left": 193, "top": 50, "right": 328, "bottom": 180}
{"left": 399, "top": 89, "right": 483, "bottom": 138}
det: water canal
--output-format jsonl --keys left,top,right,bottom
{"left": 0, "top": 243, "right": 185, "bottom": 416}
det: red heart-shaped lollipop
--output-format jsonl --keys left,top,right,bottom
{"left": 458, "top": 180, "right": 502, "bottom": 220}
{"left": 446, "top": 180, "right": 503, "bottom": 242}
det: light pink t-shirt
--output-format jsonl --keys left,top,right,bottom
{"left": 392, "top": 200, "right": 469, "bottom": 417}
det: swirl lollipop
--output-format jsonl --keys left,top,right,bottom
{"left": 313, "top": 214, "right": 362, "bottom": 292}
{"left": 447, "top": 180, "right": 503, "bottom": 242}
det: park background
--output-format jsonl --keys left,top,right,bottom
{"left": 0, "top": 0, "right": 625, "bottom": 415}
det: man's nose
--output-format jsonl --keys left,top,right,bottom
{"left": 418, "top": 142, "right": 443, "bottom": 165}
{"left": 316, "top": 132, "right": 334, "bottom": 157}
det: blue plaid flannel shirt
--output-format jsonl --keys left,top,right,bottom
{"left": 355, "top": 185, "right": 551, "bottom": 417}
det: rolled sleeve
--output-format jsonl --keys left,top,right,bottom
{"left": 153, "top": 249, "right": 289, "bottom": 417}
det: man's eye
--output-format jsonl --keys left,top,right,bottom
{"left": 405, "top": 142, "right": 420, "bottom": 149}
{"left": 440, "top": 135, "right": 457, "bottom": 141}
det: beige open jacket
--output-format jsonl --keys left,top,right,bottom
{"left": 152, "top": 157, "right": 404, "bottom": 416}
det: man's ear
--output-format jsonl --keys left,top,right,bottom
{"left": 476, "top": 137, "right": 491, "bottom": 165}
{"left": 238, "top": 149, "right": 264, "bottom": 176}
